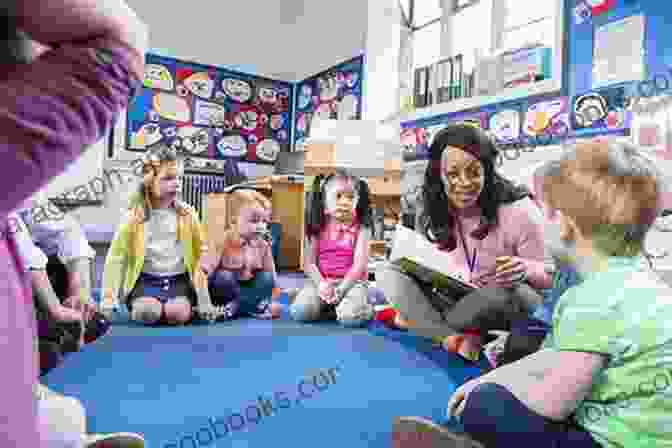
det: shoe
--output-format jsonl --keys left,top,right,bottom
{"left": 391, "top": 416, "right": 484, "bottom": 448}
{"left": 85, "top": 312, "right": 111, "bottom": 344}
{"left": 83, "top": 432, "right": 145, "bottom": 448}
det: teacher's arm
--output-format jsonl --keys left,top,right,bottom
{"left": 511, "top": 200, "right": 553, "bottom": 289}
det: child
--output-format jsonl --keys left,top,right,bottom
{"left": 201, "top": 188, "right": 283, "bottom": 319}
{"left": 10, "top": 208, "right": 109, "bottom": 350}
{"left": 290, "top": 170, "right": 374, "bottom": 327}
{"left": 393, "top": 139, "right": 672, "bottom": 448}
{"left": 101, "top": 144, "right": 212, "bottom": 325}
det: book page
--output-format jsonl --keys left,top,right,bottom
{"left": 390, "top": 225, "right": 476, "bottom": 289}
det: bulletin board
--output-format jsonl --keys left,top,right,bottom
{"left": 400, "top": 92, "right": 588, "bottom": 162}
{"left": 293, "top": 56, "right": 364, "bottom": 150}
{"left": 125, "top": 54, "right": 294, "bottom": 164}
{"left": 566, "top": 0, "right": 672, "bottom": 137}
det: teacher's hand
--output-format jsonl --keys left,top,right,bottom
{"left": 492, "top": 256, "right": 528, "bottom": 289}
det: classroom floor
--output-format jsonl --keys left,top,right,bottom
{"left": 44, "top": 272, "right": 488, "bottom": 448}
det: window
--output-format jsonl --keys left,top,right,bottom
{"left": 399, "top": 0, "right": 412, "bottom": 26}
{"left": 413, "top": 1, "right": 442, "bottom": 28}
{"left": 499, "top": 0, "right": 555, "bottom": 51}
{"left": 454, "top": 0, "right": 479, "bottom": 12}
{"left": 449, "top": 0, "right": 492, "bottom": 73}
{"left": 412, "top": 20, "right": 442, "bottom": 69}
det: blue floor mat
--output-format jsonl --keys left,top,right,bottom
{"left": 44, "top": 295, "right": 487, "bottom": 448}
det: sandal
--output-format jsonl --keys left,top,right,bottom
{"left": 392, "top": 416, "right": 484, "bottom": 448}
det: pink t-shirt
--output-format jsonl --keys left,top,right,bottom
{"left": 439, "top": 197, "right": 548, "bottom": 288}
{"left": 317, "top": 221, "right": 367, "bottom": 280}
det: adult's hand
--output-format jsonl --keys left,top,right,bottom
{"left": 492, "top": 256, "right": 528, "bottom": 289}
{"left": 9, "top": 0, "right": 148, "bottom": 62}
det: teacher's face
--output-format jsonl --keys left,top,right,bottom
{"left": 441, "top": 146, "right": 485, "bottom": 209}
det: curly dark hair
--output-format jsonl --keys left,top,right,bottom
{"left": 421, "top": 124, "right": 531, "bottom": 251}
{"left": 305, "top": 169, "right": 372, "bottom": 238}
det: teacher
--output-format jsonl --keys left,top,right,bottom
{"left": 376, "top": 124, "right": 553, "bottom": 361}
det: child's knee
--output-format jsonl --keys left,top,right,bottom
{"left": 163, "top": 297, "right": 192, "bottom": 325}
{"left": 130, "top": 298, "right": 162, "bottom": 325}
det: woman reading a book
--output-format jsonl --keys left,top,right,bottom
{"left": 377, "top": 124, "right": 552, "bottom": 362}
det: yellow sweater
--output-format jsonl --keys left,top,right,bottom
{"left": 102, "top": 199, "right": 207, "bottom": 304}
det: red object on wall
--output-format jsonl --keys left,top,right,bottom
{"left": 590, "top": 0, "right": 616, "bottom": 16}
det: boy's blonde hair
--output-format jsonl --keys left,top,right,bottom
{"left": 540, "top": 139, "right": 660, "bottom": 257}
{"left": 228, "top": 189, "right": 271, "bottom": 228}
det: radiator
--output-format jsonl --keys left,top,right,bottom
{"left": 181, "top": 172, "right": 231, "bottom": 218}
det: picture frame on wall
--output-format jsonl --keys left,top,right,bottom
{"left": 125, "top": 54, "right": 294, "bottom": 165}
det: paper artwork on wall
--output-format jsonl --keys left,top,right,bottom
{"left": 126, "top": 55, "right": 294, "bottom": 164}
{"left": 294, "top": 56, "right": 364, "bottom": 150}
{"left": 489, "top": 108, "right": 522, "bottom": 143}
{"left": 523, "top": 97, "right": 571, "bottom": 140}
{"left": 572, "top": 86, "right": 631, "bottom": 137}
{"left": 400, "top": 112, "right": 487, "bottom": 162}
{"left": 592, "top": 15, "right": 645, "bottom": 89}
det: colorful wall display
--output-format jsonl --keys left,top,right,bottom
{"left": 294, "top": 56, "right": 364, "bottom": 150}
{"left": 571, "top": 86, "right": 631, "bottom": 137}
{"left": 523, "top": 97, "right": 571, "bottom": 141}
{"left": 126, "top": 54, "right": 294, "bottom": 164}
{"left": 400, "top": 111, "right": 487, "bottom": 162}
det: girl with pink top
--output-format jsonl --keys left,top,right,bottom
{"left": 377, "top": 124, "right": 552, "bottom": 362}
{"left": 290, "top": 170, "right": 375, "bottom": 327}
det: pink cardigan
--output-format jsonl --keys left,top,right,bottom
{"left": 0, "top": 39, "right": 140, "bottom": 447}
{"left": 440, "top": 197, "right": 550, "bottom": 289}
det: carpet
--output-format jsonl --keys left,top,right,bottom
{"left": 44, "top": 293, "right": 487, "bottom": 448}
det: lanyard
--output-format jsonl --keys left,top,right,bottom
{"left": 456, "top": 218, "right": 478, "bottom": 275}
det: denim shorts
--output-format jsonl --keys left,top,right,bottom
{"left": 127, "top": 272, "right": 197, "bottom": 311}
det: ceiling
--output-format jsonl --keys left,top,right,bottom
{"left": 126, "top": 0, "right": 367, "bottom": 82}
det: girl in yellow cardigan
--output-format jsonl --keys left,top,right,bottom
{"left": 101, "top": 144, "right": 213, "bottom": 325}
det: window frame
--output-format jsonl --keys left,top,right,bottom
{"left": 403, "top": 0, "right": 565, "bottom": 123}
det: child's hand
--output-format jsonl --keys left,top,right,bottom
{"left": 63, "top": 296, "right": 96, "bottom": 322}
{"left": 319, "top": 281, "right": 336, "bottom": 304}
{"left": 100, "top": 294, "right": 119, "bottom": 319}
{"left": 51, "top": 304, "right": 84, "bottom": 323}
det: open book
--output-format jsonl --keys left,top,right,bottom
{"left": 389, "top": 225, "right": 477, "bottom": 298}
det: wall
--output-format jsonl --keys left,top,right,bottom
{"left": 30, "top": 1, "right": 368, "bottom": 238}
